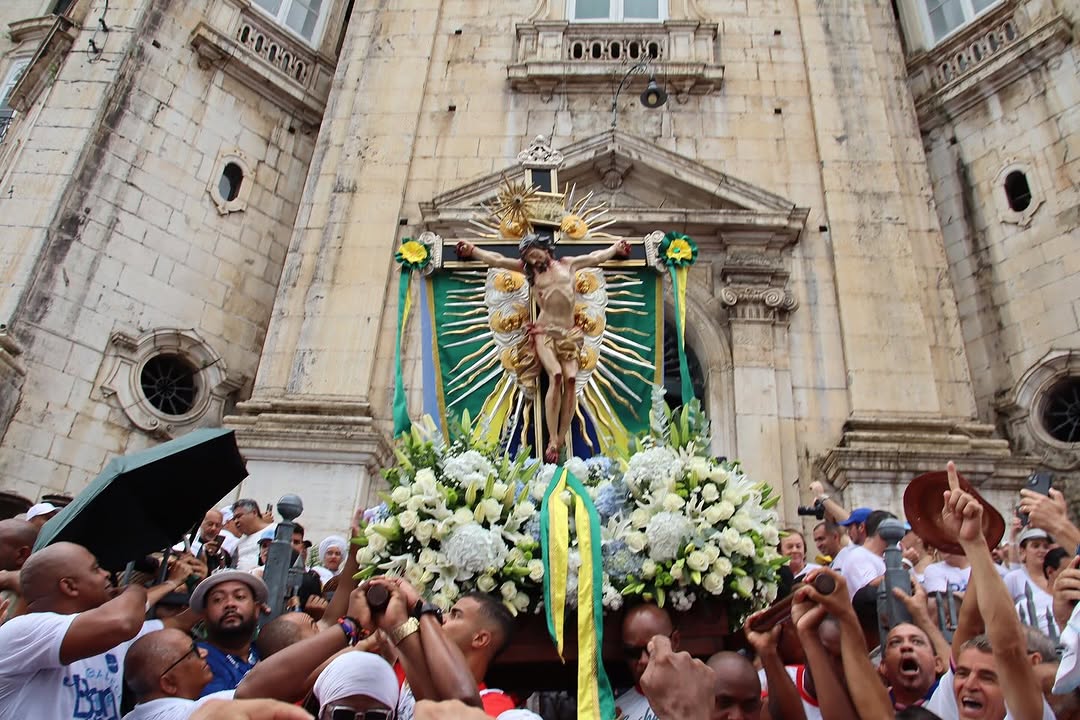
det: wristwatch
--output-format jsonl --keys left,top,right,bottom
{"left": 390, "top": 617, "right": 420, "bottom": 646}
{"left": 412, "top": 599, "right": 444, "bottom": 624}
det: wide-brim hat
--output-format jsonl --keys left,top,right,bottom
{"left": 189, "top": 570, "right": 268, "bottom": 613}
{"left": 903, "top": 469, "right": 1005, "bottom": 555}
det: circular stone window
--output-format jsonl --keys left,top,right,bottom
{"left": 1041, "top": 377, "right": 1080, "bottom": 444}
{"left": 140, "top": 354, "right": 199, "bottom": 417}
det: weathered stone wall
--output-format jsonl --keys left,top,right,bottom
{"left": 0, "top": 0, "right": 320, "bottom": 501}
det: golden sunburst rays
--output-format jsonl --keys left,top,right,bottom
{"left": 565, "top": 184, "right": 619, "bottom": 240}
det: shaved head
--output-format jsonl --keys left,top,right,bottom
{"left": 20, "top": 542, "right": 110, "bottom": 612}
{"left": 706, "top": 652, "right": 761, "bottom": 719}
{"left": 256, "top": 611, "right": 318, "bottom": 658}
{"left": 0, "top": 519, "right": 38, "bottom": 571}
{"left": 622, "top": 603, "right": 676, "bottom": 683}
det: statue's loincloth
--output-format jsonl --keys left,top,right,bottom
{"left": 514, "top": 324, "right": 583, "bottom": 384}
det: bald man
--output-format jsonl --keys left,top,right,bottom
{"left": 705, "top": 653, "right": 762, "bottom": 720}
{"left": 0, "top": 542, "right": 190, "bottom": 720}
{"left": 255, "top": 611, "right": 319, "bottom": 659}
{"left": 616, "top": 603, "right": 679, "bottom": 720}
{"left": 0, "top": 519, "right": 37, "bottom": 620}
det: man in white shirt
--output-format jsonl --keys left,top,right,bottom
{"left": 230, "top": 500, "right": 274, "bottom": 572}
{"left": 615, "top": 603, "right": 677, "bottom": 720}
{"left": 0, "top": 542, "right": 189, "bottom": 720}
{"left": 833, "top": 508, "right": 886, "bottom": 599}
{"left": 1016, "top": 546, "right": 1069, "bottom": 637}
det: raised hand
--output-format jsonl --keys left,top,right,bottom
{"left": 796, "top": 568, "right": 852, "bottom": 620}
{"left": 615, "top": 239, "right": 632, "bottom": 256}
{"left": 1020, "top": 488, "right": 1074, "bottom": 536}
{"left": 346, "top": 585, "right": 374, "bottom": 631}
{"left": 1054, "top": 555, "right": 1080, "bottom": 631}
{"left": 456, "top": 241, "right": 475, "bottom": 258}
{"left": 303, "top": 594, "right": 328, "bottom": 621}
{"left": 892, "top": 577, "right": 932, "bottom": 626}
{"left": 941, "top": 461, "right": 984, "bottom": 546}
{"left": 743, "top": 614, "right": 783, "bottom": 657}
{"left": 640, "top": 635, "right": 716, "bottom": 720}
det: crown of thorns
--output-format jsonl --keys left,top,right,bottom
{"left": 518, "top": 232, "right": 554, "bottom": 254}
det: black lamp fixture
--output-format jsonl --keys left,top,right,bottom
{"left": 611, "top": 60, "right": 668, "bottom": 128}
{"left": 639, "top": 75, "right": 667, "bottom": 109}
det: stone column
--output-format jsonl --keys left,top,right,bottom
{"left": 227, "top": 2, "right": 444, "bottom": 536}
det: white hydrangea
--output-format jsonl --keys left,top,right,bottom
{"left": 443, "top": 522, "right": 508, "bottom": 578}
{"left": 565, "top": 456, "right": 588, "bottom": 481}
{"left": 442, "top": 450, "right": 496, "bottom": 488}
{"left": 603, "top": 582, "right": 624, "bottom": 611}
{"left": 623, "top": 446, "right": 682, "bottom": 493}
{"left": 669, "top": 588, "right": 696, "bottom": 612}
{"left": 644, "top": 511, "right": 692, "bottom": 562}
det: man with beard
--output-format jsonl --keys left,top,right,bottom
{"left": 189, "top": 571, "right": 268, "bottom": 696}
{"left": 0, "top": 542, "right": 196, "bottom": 720}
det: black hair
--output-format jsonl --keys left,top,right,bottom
{"left": 896, "top": 707, "right": 944, "bottom": 720}
{"left": 463, "top": 591, "right": 516, "bottom": 657}
{"left": 232, "top": 498, "right": 260, "bottom": 513}
{"left": 866, "top": 510, "right": 896, "bottom": 538}
{"left": 1044, "top": 546, "right": 1069, "bottom": 579}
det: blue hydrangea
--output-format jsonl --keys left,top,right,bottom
{"left": 603, "top": 540, "right": 644, "bottom": 584}
{"left": 594, "top": 482, "right": 629, "bottom": 522}
{"left": 367, "top": 502, "right": 391, "bottom": 523}
{"left": 523, "top": 515, "right": 542, "bottom": 543}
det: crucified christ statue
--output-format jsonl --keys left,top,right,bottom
{"left": 457, "top": 234, "right": 631, "bottom": 463}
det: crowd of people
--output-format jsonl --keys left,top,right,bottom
{"left": 0, "top": 462, "right": 1079, "bottom": 720}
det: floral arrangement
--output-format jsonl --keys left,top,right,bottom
{"left": 354, "top": 390, "right": 785, "bottom": 622}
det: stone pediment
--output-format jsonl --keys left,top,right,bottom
{"left": 419, "top": 130, "right": 808, "bottom": 250}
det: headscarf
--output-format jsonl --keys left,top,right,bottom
{"left": 318, "top": 535, "right": 348, "bottom": 566}
{"left": 313, "top": 652, "right": 399, "bottom": 710}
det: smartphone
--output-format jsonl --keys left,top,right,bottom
{"left": 1018, "top": 472, "right": 1053, "bottom": 525}
{"left": 265, "top": 503, "right": 273, "bottom": 518}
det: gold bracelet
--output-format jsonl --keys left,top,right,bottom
{"left": 390, "top": 617, "right": 420, "bottom": 646}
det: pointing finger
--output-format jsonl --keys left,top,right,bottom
{"left": 947, "top": 461, "right": 960, "bottom": 492}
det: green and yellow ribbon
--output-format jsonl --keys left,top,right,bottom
{"left": 540, "top": 467, "right": 615, "bottom": 720}
{"left": 393, "top": 239, "right": 431, "bottom": 435}
{"left": 659, "top": 232, "right": 698, "bottom": 404}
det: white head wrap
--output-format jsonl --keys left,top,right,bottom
{"left": 313, "top": 652, "right": 399, "bottom": 710}
{"left": 318, "top": 535, "right": 348, "bottom": 565}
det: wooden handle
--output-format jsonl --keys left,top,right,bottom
{"left": 366, "top": 584, "right": 390, "bottom": 613}
{"left": 747, "top": 573, "right": 835, "bottom": 633}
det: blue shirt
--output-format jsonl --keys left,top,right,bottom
{"left": 197, "top": 642, "right": 258, "bottom": 697}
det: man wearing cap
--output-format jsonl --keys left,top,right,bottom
{"left": 1005, "top": 528, "right": 1053, "bottom": 603}
{"left": 190, "top": 571, "right": 269, "bottom": 696}
{"left": 25, "top": 501, "right": 61, "bottom": 528}
{"left": 832, "top": 508, "right": 886, "bottom": 599}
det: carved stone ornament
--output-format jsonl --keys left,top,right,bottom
{"left": 98, "top": 328, "right": 246, "bottom": 439}
{"left": 516, "top": 135, "right": 564, "bottom": 169}
{"left": 719, "top": 286, "right": 798, "bottom": 312}
{"left": 416, "top": 231, "right": 443, "bottom": 276}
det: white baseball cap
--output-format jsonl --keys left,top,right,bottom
{"left": 1018, "top": 527, "right": 1050, "bottom": 545}
{"left": 26, "top": 502, "right": 60, "bottom": 521}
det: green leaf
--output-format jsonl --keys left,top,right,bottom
{"left": 690, "top": 570, "right": 702, "bottom": 585}
{"left": 656, "top": 587, "right": 666, "bottom": 608}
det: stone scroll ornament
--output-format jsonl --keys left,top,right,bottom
{"left": 392, "top": 236, "right": 437, "bottom": 436}
{"left": 658, "top": 232, "right": 699, "bottom": 403}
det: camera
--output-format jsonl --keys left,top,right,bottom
{"left": 796, "top": 499, "right": 826, "bottom": 520}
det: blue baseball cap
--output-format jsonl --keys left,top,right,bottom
{"left": 838, "top": 507, "right": 872, "bottom": 526}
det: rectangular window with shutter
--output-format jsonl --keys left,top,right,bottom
{"left": 568, "top": 0, "right": 665, "bottom": 22}
{"left": 250, "top": 0, "right": 328, "bottom": 45}
{"left": 920, "top": 0, "right": 1003, "bottom": 44}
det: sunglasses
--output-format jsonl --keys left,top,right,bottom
{"left": 622, "top": 632, "right": 675, "bottom": 661}
{"left": 321, "top": 707, "right": 395, "bottom": 720}
{"left": 159, "top": 641, "right": 200, "bottom": 679}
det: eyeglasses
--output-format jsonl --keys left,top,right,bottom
{"left": 321, "top": 707, "right": 395, "bottom": 720}
{"left": 159, "top": 641, "right": 200, "bottom": 679}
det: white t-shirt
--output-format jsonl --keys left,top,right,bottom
{"left": 925, "top": 667, "right": 1055, "bottom": 720}
{"left": 614, "top": 687, "right": 659, "bottom": 720}
{"left": 234, "top": 524, "right": 275, "bottom": 572}
{"left": 922, "top": 562, "right": 971, "bottom": 594}
{"left": 0, "top": 612, "right": 163, "bottom": 720}
{"left": 1015, "top": 586, "right": 1056, "bottom": 637}
{"left": 832, "top": 544, "right": 885, "bottom": 598}
{"left": 122, "top": 691, "right": 235, "bottom": 720}
{"left": 758, "top": 664, "right": 823, "bottom": 720}
{"left": 1004, "top": 567, "right": 1048, "bottom": 604}
{"left": 794, "top": 562, "right": 823, "bottom": 580}
{"left": 191, "top": 531, "right": 240, "bottom": 560}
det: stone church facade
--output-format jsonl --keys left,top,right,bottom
{"left": 0, "top": 0, "right": 1076, "bottom": 540}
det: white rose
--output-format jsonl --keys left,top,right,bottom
{"left": 700, "top": 484, "right": 720, "bottom": 503}
{"left": 500, "top": 581, "right": 518, "bottom": 600}
{"left": 357, "top": 547, "right": 376, "bottom": 565}
{"left": 662, "top": 493, "right": 685, "bottom": 512}
{"left": 735, "top": 575, "right": 754, "bottom": 597}
{"left": 398, "top": 510, "right": 419, "bottom": 532}
{"left": 414, "top": 520, "right": 435, "bottom": 545}
{"left": 366, "top": 532, "right": 388, "bottom": 553}
{"left": 418, "top": 548, "right": 438, "bottom": 567}
{"left": 415, "top": 467, "right": 437, "bottom": 492}
{"left": 528, "top": 559, "right": 544, "bottom": 582}
{"left": 716, "top": 527, "right": 740, "bottom": 555}
{"left": 712, "top": 557, "right": 732, "bottom": 578}
{"left": 671, "top": 565, "right": 685, "bottom": 582}
{"left": 406, "top": 496, "right": 425, "bottom": 512}
{"left": 642, "top": 559, "right": 657, "bottom": 579}
{"left": 763, "top": 582, "right": 778, "bottom": 603}
{"left": 512, "top": 593, "right": 530, "bottom": 612}
{"left": 761, "top": 526, "right": 780, "bottom": 547}
{"left": 453, "top": 507, "right": 475, "bottom": 526}
{"left": 714, "top": 501, "right": 736, "bottom": 522}
{"left": 630, "top": 509, "right": 651, "bottom": 529}
{"left": 490, "top": 482, "right": 509, "bottom": 501}
{"left": 735, "top": 537, "right": 756, "bottom": 557}
{"left": 433, "top": 521, "right": 450, "bottom": 540}
{"left": 702, "top": 544, "right": 720, "bottom": 565}
{"left": 688, "top": 456, "right": 710, "bottom": 478}
{"left": 702, "top": 572, "right": 724, "bottom": 594}
{"left": 405, "top": 563, "right": 425, "bottom": 587}
{"left": 475, "top": 498, "right": 503, "bottom": 525}
{"left": 730, "top": 512, "right": 754, "bottom": 533}
{"left": 626, "top": 532, "right": 648, "bottom": 553}
{"left": 507, "top": 548, "right": 525, "bottom": 566}
{"left": 476, "top": 574, "right": 497, "bottom": 593}
{"left": 391, "top": 486, "right": 412, "bottom": 505}
{"left": 686, "top": 550, "right": 709, "bottom": 572}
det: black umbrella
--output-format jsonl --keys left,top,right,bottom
{"left": 34, "top": 428, "right": 248, "bottom": 571}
